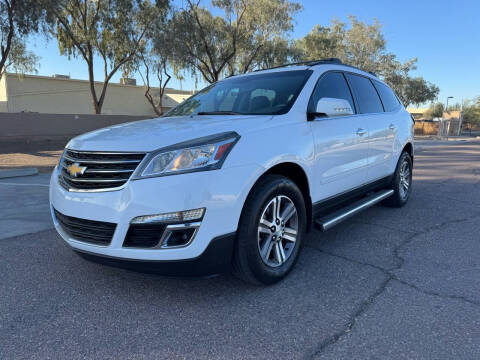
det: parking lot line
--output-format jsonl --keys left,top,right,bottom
{"left": 0, "top": 182, "right": 49, "bottom": 187}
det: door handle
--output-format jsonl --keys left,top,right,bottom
{"left": 356, "top": 128, "right": 367, "bottom": 136}
{"left": 389, "top": 124, "right": 397, "bottom": 130}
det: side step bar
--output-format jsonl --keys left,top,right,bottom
{"left": 314, "top": 189, "right": 394, "bottom": 232}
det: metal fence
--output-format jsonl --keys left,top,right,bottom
{"left": 415, "top": 119, "right": 461, "bottom": 137}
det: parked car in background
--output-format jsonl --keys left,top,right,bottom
{"left": 50, "top": 58, "right": 414, "bottom": 285}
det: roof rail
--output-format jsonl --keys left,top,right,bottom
{"left": 251, "top": 58, "right": 379, "bottom": 78}
{"left": 254, "top": 58, "right": 343, "bottom": 72}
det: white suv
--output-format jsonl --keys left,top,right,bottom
{"left": 50, "top": 59, "right": 414, "bottom": 284}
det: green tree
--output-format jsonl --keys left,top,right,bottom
{"left": 295, "top": 21, "right": 345, "bottom": 61}
{"left": 462, "top": 98, "right": 480, "bottom": 129}
{"left": 228, "top": 0, "right": 301, "bottom": 74}
{"left": 171, "top": 1, "right": 241, "bottom": 84}
{"left": 296, "top": 16, "right": 439, "bottom": 107}
{"left": 393, "top": 77, "right": 439, "bottom": 108}
{"left": 3, "top": 37, "right": 38, "bottom": 75}
{"left": 50, "top": 0, "right": 167, "bottom": 114}
{"left": 0, "top": 0, "right": 50, "bottom": 79}
{"left": 172, "top": 0, "right": 300, "bottom": 84}
{"left": 245, "top": 37, "right": 300, "bottom": 71}
{"left": 424, "top": 102, "right": 445, "bottom": 119}
{"left": 128, "top": 8, "right": 181, "bottom": 116}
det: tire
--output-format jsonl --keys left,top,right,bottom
{"left": 232, "top": 174, "right": 307, "bottom": 285}
{"left": 383, "top": 151, "right": 413, "bottom": 208}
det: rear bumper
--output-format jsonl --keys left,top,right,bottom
{"left": 73, "top": 232, "right": 236, "bottom": 276}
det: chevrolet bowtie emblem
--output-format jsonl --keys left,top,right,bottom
{"left": 67, "top": 162, "right": 87, "bottom": 177}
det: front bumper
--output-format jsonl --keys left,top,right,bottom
{"left": 72, "top": 232, "right": 236, "bottom": 276}
{"left": 50, "top": 163, "right": 264, "bottom": 267}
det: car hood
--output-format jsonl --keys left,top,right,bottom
{"left": 67, "top": 114, "right": 273, "bottom": 152}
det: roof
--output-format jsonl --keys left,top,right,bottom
{"left": 227, "top": 58, "right": 379, "bottom": 81}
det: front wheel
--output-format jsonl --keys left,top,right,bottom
{"left": 383, "top": 151, "right": 413, "bottom": 208}
{"left": 233, "top": 175, "right": 307, "bottom": 285}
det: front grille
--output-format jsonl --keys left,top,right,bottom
{"left": 59, "top": 149, "right": 145, "bottom": 191}
{"left": 54, "top": 209, "right": 116, "bottom": 246}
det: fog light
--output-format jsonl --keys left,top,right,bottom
{"left": 131, "top": 208, "right": 205, "bottom": 224}
{"left": 162, "top": 227, "right": 197, "bottom": 248}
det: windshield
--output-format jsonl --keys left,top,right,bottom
{"left": 164, "top": 70, "right": 312, "bottom": 117}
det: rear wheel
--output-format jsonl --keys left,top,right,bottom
{"left": 383, "top": 151, "right": 413, "bottom": 207}
{"left": 233, "top": 175, "right": 306, "bottom": 285}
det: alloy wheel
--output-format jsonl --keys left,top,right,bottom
{"left": 399, "top": 159, "right": 411, "bottom": 200}
{"left": 257, "top": 195, "right": 299, "bottom": 267}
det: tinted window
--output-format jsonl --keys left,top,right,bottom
{"left": 308, "top": 72, "right": 355, "bottom": 113}
{"left": 374, "top": 81, "right": 401, "bottom": 112}
{"left": 164, "top": 70, "right": 312, "bottom": 117}
{"left": 346, "top": 74, "right": 384, "bottom": 114}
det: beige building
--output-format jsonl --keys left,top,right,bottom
{"left": 407, "top": 107, "right": 429, "bottom": 120}
{"left": 0, "top": 73, "right": 194, "bottom": 116}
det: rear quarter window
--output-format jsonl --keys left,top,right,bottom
{"left": 374, "top": 81, "right": 401, "bottom": 112}
{"left": 345, "top": 74, "right": 384, "bottom": 114}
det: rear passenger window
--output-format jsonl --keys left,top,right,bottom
{"left": 374, "top": 81, "right": 401, "bottom": 112}
{"left": 308, "top": 72, "right": 355, "bottom": 113}
{"left": 346, "top": 74, "right": 384, "bottom": 114}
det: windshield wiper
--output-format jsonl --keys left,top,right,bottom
{"left": 196, "top": 111, "right": 242, "bottom": 115}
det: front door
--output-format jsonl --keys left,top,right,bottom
{"left": 309, "top": 71, "right": 369, "bottom": 202}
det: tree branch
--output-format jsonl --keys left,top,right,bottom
{"left": 0, "top": 0, "right": 16, "bottom": 77}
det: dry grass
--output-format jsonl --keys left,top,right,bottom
{"left": 415, "top": 121, "right": 439, "bottom": 135}
{"left": 0, "top": 151, "right": 62, "bottom": 173}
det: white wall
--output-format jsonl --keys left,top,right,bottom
{"left": 2, "top": 73, "right": 193, "bottom": 116}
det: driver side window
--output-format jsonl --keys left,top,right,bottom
{"left": 308, "top": 72, "right": 356, "bottom": 114}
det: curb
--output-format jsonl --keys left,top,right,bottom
{"left": 0, "top": 167, "right": 39, "bottom": 179}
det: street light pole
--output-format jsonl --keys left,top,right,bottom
{"left": 446, "top": 96, "right": 454, "bottom": 112}
{"left": 444, "top": 96, "right": 454, "bottom": 139}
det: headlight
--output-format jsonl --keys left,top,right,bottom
{"left": 137, "top": 132, "right": 240, "bottom": 178}
{"left": 57, "top": 149, "right": 66, "bottom": 169}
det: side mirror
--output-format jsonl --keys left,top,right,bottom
{"left": 309, "top": 97, "right": 354, "bottom": 119}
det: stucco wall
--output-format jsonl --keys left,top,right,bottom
{"left": 0, "top": 112, "right": 150, "bottom": 139}
{"left": 3, "top": 73, "right": 193, "bottom": 116}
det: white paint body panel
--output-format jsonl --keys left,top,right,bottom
{"left": 50, "top": 64, "right": 414, "bottom": 261}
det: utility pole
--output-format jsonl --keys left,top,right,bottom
{"left": 458, "top": 98, "right": 464, "bottom": 136}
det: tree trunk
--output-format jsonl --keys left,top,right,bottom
{"left": 0, "top": 0, "right": 16, "bottom": 81}
{"left": 86, "top": 58, "right": 101, "bottom": 114}
{"left": 96, "top": 82, "right": 109, "bottom": 115}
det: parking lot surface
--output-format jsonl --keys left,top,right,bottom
{"left": 1, "top": 140, "right": 480, "bottom": 359}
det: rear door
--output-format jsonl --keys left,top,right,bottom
{"left": 309, "top": 71, "right": 369, "bottom": 202}
{"left": 371, "top": 80, "right": 403, "bottom": 178}
{"left": 345, "top": 73, "right": 393, "bottom": 183}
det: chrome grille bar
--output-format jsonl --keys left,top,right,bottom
{"left": 59, "top": 149, "right": 145, "bottom": 192}
{"left": 62, "top": 177, "right": 127, "bottom": 183}
{"left": 84, "top": 169, "right": 134, "bottom": 174}
{"left": 63, "top": 154, "right": 142, "bottom": 164}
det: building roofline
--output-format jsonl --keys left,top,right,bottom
{"left": 4, "top": 72, "right": 194, "bottom": 94}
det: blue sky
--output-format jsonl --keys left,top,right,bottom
{"left": 27, "top": 0, "right": 479, "bottom": 106}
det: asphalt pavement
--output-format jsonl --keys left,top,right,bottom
{"left": 1, "top": 139, "right": 480, "bottom": 359}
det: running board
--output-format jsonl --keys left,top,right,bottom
{"left": 314, "top": 189, "right": 394, "bottom": 232}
